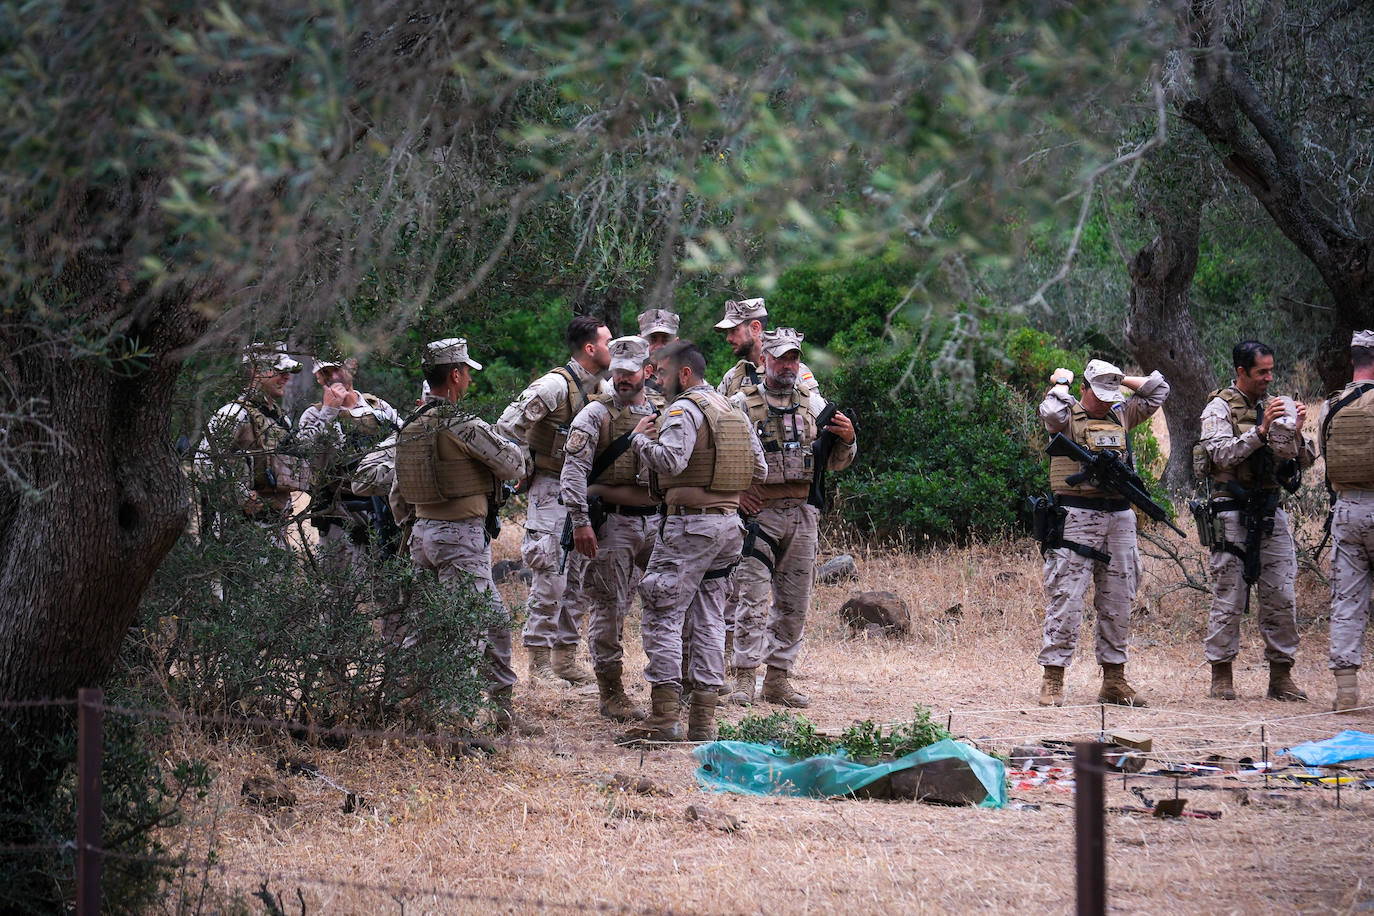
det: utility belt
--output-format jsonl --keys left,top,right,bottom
{"left": 664, "top": 505, "right": 736, "bottom": 516}
{"left": 601, "top": 502, "right": 659, "bottom": 517}
{"left": 1054, "top": 495, "right": 1130, "bottom": 513}
{"left": 1029, "top": 494, "right": 1111, "bottom": 565}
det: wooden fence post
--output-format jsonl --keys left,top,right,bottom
{"left": 1075, "top": 741, "right": 1105, "bottom": 916}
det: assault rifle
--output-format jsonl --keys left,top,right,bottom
{"left": 1044, "top": 433, "right": 1186, "bottom": 538}
{"left": 807, "top": 403, "right": 856, "bottom": 511}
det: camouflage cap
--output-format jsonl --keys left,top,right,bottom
{"left": 1084, "top": 358, "right": 1125, "bottom": 404}
{"left": 1353, "top": 330, "right": 1374, "bottom": 348}
{"left": 313, "top": 356, "right": 342, "bottom": 374}
{"left": 637, "top": 308, "right": 681, "bottom": 337}
{"left": 760, "top": 327, "right": 804, "bottom": 358}
{"left": 243, "top": 342, "right": 302, "bottom": 374}
{"left": 714, "top": 297, "right": 768, "bottom": 330}
{"left": 609, "top": 335, "right": 651, "bottom": 373}
{"left": 423, "top": 337, "right": 483, "bottom": 371}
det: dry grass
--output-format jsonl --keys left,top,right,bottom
{"left": 150, "top": 509, "right": 1374, "bottom": 915}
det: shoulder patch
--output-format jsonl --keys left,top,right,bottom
{"left": 565, "top": 430, "right": 589, "bottom": 456}
{"left": 668, "top": 408, "right": 685, "bottom": 417}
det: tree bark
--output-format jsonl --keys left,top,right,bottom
{"left": 1125, "top": 207, "right": 1217, "bottom": 495}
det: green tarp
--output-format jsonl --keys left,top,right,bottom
{"left": 694, "top": 738, "right": 1007, "bottom": 808}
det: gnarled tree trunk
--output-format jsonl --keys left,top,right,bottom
{"left": 1125, "top": 207, "right": 1217, "bottom": 495}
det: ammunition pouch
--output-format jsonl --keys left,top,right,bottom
{"left": 1188, "top": 498, "right": 1224, "bottom": 549}
{"left": 1029, "top": 493, "right": 1110, "bottom": 564}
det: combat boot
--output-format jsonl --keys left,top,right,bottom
{"left": 1038, "top": 665, "right": 1065, "bottom": 707}
{"left": 1208, "top": 661, "right": 1237, "bottom": 700}
{"left": 687, "top": 689, "right": 719, "bottom": 742}
{"left": 527, "top": 646, "right": 557, "bottom": 682}
{"left": 551, "top": 644, "right": 594, "bottom": 686}
{"left": 1097, "top": 663, "right": 1147, "bottom": 707}
{"left": 595, "top": 665, "right": 644, "bottom": 721}
{"left": 1267, "top": 661, "right": 1308, "bottom": 702}
{"left": 761, "top": 665, "right": 809, "bottom": 708}
{"left": 1333, "top": 667, "right": 1360, "bottom": 713}
{"left": 618, "top": 685, "right": 683, "bottom": 743}
{"left": 728, "top": 666, "right": 757, "bottom": 707}
{"left": 489, "top": 687, "right": 544, "bottom": 737}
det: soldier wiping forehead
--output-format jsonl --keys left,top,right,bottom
{"left": 637, "top": 308, "right": 679, "bottom": 395}
{"left": 560, "top": 334, "right": 665, "bottom": 722}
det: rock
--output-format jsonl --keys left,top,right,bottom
{"left": 599, "top": 773, "right": 673, "bottom": 796}
{"left": 838, "top": 590, "right": 910, "bottom": 635}
{"left": 685, "top": 804, "right": 742, "bottom": 832}
{"left": 492, "top": 559, "right": 527, "bottom": 584}
{"left": 241, "top": 775, "right": 296, "bottom": 809}
{"left": 817, "top": 554, "right": 859, "bottom": 584}
{"left": 943, "top": 603, "right": 963, "bottom": 620}
{"left": 889, "top": 756, "right": 989, "bottom": 806}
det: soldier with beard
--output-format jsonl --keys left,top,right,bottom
{"left": 619, "top": 340, "right": 768, "bottom": 743}
{"left": 560, "top": 336, "right": 665, "bottom": 721}
{"left": 728, "top": 328, "right": 855, "bottom": 708}
{"left": 715, "top": 298, "right": 819, "bottom": 399}
{"left": 637, "top": 308, "right": 679, "bottom": 395}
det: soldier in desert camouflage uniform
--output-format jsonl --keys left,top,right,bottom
{"left": 1199, "top": 340, "right": 1313, "bottom": 702}
{"left": 637, "top": 308, "right": 679, "bottom": 396}
{"left": 727, "top": 328, "right": 855, "bottom": 709}
{"left": 560, "top": 336, "right": 664, "bottom": 721}
{"left": 619, "top": 340, "right": 767, "bottom": 743}
{"left": 1037, "top": 359, "right": 1169, "bottom": 707}
{"left": 1321, "top": 330, "right": 1374, "bottom": 712}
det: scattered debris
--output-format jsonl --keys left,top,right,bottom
{"left": 838, "top": 590, "right": 910, "bottom": 635}
{"left": 817, "top": 554, "right": 859, "bottom": 584}
{"left": 596, "top": 773, "right": 673, "bottom": 796}
{"left": 685, "top": 804, "right": 742, "bottom": 832}
{"left": 241, "top": 775, "right": 297, "bottom": 809}
{"left": 276, "top": 756, "right": 320, "bottom": 778}
{"left": 1109, "top": 731, "right": 1153, "bottom": 753}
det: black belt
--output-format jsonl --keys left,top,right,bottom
{"left": 1056, "top": 495, "right": 1130, "bottom": 512}
{"left": 602, "top": 502, "right": 658, "bottom": 517}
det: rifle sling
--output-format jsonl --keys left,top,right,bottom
{"left": 588, "top": 428, "right": 638, "bottom": 484}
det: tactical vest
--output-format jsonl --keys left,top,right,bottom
{"left": 740, "top": 384, "right": 817, "bottom": 484}
{"left": 240, "top": 397, "right": 310, "bottom": 494}
{"left": 720, "top": 360, "right": 764, "bottom": 398}
{"left": 1048, "top": 403, "right": 1130, "bottom": 499}
{"left": 1206, "top": 386, "right": 1284, "bottom": 489}
{"left": 656, "top": 390, "right": 755, "bottom": 494}
{"left": 1324, "top": 382, "right": 1374, "bottom": 491}
{"left": 395, "top": 408, "right": 495, "bottom": 505}
{"left": 592, "top": 392, "right": 665, "bottom": 486}
{"left": 528, "top": 365, "right": 594, "bottom": 473}
{"left": 309, "top": 393, "right": 392, "bottom": 478}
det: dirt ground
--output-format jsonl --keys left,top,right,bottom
{"left": 157, "top": 511, "right": 1374, "bottom": 915}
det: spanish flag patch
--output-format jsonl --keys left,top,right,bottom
{"left": 801, "top": 372, "right": 813, "bottom": 381}
{"left": 668, "top": 408, "right": 685, "bottom": 417}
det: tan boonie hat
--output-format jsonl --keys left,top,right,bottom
{"left": 1352, "top": 330, "right": 1374, "bottom": 348}
{"left": 714, "top": 297, "right": 768, "bottom": 330}
{"left": 608, "top": 335, "right": 651, "bottom": 373}
{"left": 638, "top": 309, "right": 680, "bottom": 337}
{"left": 760, "top": 327, "right": 804, "bottom": 358}
{"left": 424, "top": 338, "right": 483, "bottom": 371}
{"left": 1084, "top": 358, "right": 1125, "bottom": 404}
{"left": 244, "top": 342, "right": 302, "bottom": 374}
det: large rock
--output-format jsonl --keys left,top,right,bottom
{"left": 838, "top": 590, "right": 910, "bottom": 635}
{"left": 889, "top": 756, "right": 990, "bottom": 805}
{"left": 817, "top": 554, "right": 859, "bottom": 584}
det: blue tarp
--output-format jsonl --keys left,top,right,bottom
{"left": 693, "top": 738, "right": 1007, "bottom": 808}
{"left": 1282, "top": 729, "right": 1374, "bottom": 765}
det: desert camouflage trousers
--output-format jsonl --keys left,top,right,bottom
{"left": 733, "top": 500, "right": 819, "bottom": 671}
{"left": 1204, "top": 507, "right": 1299, "bottom": 665}
{"left": 1329, "top": 493, "right": 1374, "bottom": 670}
{"left": 639, "top": 514, "right": 745, "bottom": 690}
{"left": 410, "top": 517, "right": 517, "bottom": 690}
{"left": 1039, "top": 507, "right": 1139, "bottom": 667}
{"left": 519, "top": 472, "right": 583, "bottom": 648}
{"left": 580, "top": 512, "right": 658, "bottom": 673}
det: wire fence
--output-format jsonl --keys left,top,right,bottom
{"left": 3, "top": 688, "right": 1369, "bottom": 913}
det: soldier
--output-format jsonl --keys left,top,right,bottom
{"left": 714, "top": 297, "right": 818, "bottom": 399}
{"left": 560, "top": 336, "right": 665, "bottom": 721}
{"left": 1321, "top": 330, "right": 1374, "bottom": 712}
{"left": 297, "top": 356, "right": 403, "bottom": 567}
{"left": 394, "top": 339, "right": 534, "bottom": 734}
{"left": 497, "top": 315, "right": 611, "bottom": 685}
{"left": 1199, "top": 341, "right": 1314, "bottom": 702}
{"left": 1037, "top": 359, "right": 1169, "bottom": 707}
{"left": 638, "top": 308, "right": 680, "bottom": 395}
{"left": 198, "top": 342, "right": 310, "bottom": 528}
{"left": 727, "top": 328, "right": 856, "bottom": 708}
{"left": 619, "top": 340, "right": 768, "bottom": 742}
